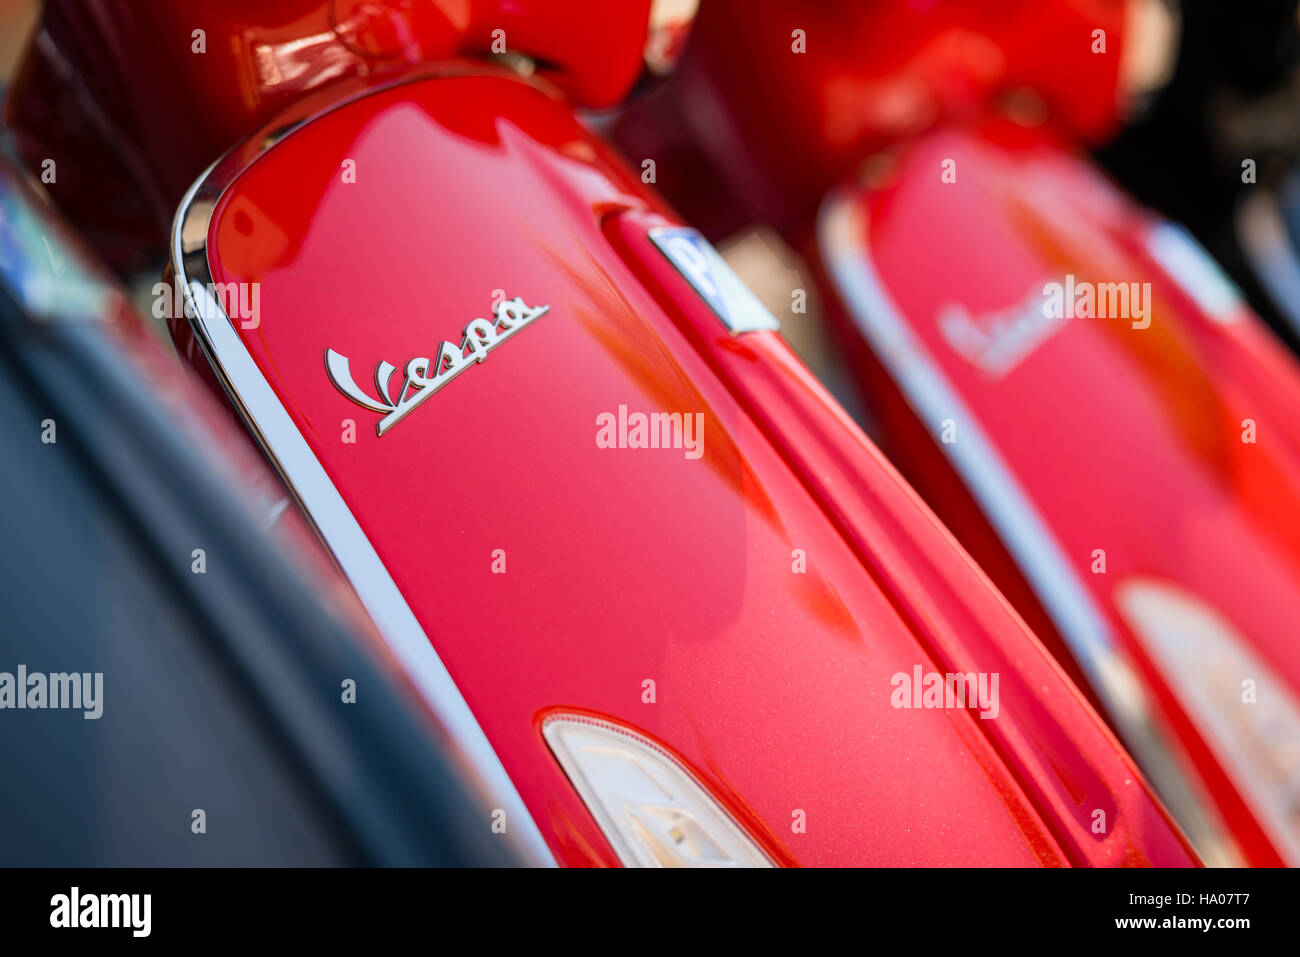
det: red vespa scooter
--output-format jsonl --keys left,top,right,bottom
{"left": 3, "top": 0, "right": 1198, "bottom": 866}
{"left": 620, "top": 0, "right": 1300, "bottom": 866}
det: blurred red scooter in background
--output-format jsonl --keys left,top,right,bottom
{"left": 618, "top": 0, "right": 1300, "bottom": 866}
{"left": 0, "top": 0, "right": 1202, "bottom": 865}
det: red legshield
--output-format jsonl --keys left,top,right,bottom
{"left": 174, "top": 70, "right": 1197, "bottom": 866}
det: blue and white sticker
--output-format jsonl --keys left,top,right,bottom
{"left": 649, "top": 226, "right": 781, "bottom": 334}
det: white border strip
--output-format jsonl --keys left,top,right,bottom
{"left": 173, "top": 148, "right": 555, "bottom": 866}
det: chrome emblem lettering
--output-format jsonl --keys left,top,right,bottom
{"left": 325, "top": 297, "right": 548, "bottom": 436}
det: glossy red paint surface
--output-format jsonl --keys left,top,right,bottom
{"left": 5, "top": 0, "right": 652, "bottom": 267}
{"left": 198, "top": 71, "right": 1196, "bottom": 865}
{"left": 820, "top": 118, "right": 1300, "bottom": 865}
{"left": 616, "top": 0, "right": 1128, "bottom": 237}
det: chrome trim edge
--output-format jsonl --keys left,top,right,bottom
{"left": 171, "top": 92, "right": 555, "bottom": 866}
{"left": 1236, "top": 186, "right": 1300, "bottom": 337}
{"left": 817, "top": 187, "right": 1239, "bottom": 867}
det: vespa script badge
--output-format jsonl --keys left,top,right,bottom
{"left": 325, "top": 296, "right": 548, "bottom": 436}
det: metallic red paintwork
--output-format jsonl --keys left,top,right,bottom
{"left": 812, "top": 117, "right": 1300, "bottom": 866}
{"left": 195, "top": 69, "right": 1196, "bottom": 866}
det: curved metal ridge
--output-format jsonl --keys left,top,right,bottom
{"left": 170, "top": 68, "right": 556, "bottom": 866}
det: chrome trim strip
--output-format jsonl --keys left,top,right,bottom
{"left": 1236, "top": 185, "right": 1300, "bottom": 337}
{"left": 817, "top": 188, "right": 1239, "bottom": 866}
{"left": 171, "top": 84, "right": 556, "bottom": 866}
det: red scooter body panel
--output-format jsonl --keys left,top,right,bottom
{"left": 179, "top": 70, "right": 1196, "bottom": 865}
{"left": 818, "top": 118, "right": 1300, "bottom": 866}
